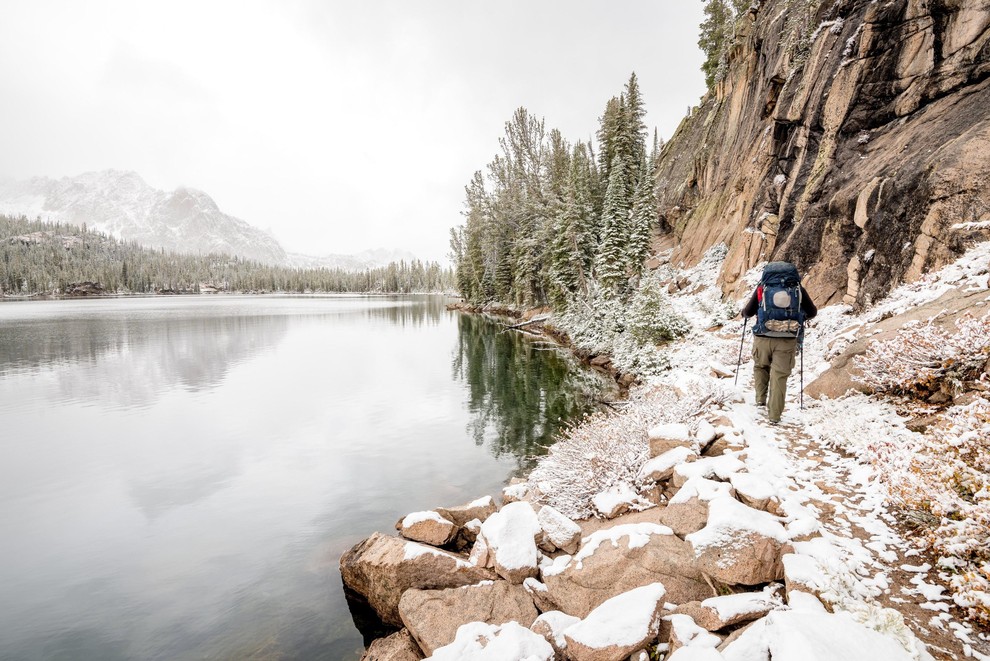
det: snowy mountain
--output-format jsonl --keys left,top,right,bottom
{"left": 0, "top": 170, "right": 288, "bottom": 265}
{"left": 286, "top": 248, "right": 419, "bottom": 271}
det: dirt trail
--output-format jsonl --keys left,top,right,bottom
{"left": 766, "top": 412, "right": 989, "bottom": 660}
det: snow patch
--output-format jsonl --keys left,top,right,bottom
{"left": 402, "top": 510, "right": 450, "bottom": 527}
{"left": 687, "top": 496, "right": 788, "bottom": 554}
{"left": 479, "top": 501, "right": 541, "bottom": 572}
{"left": 403, "top": 542, "right": 473, "bottom": 569}
{"left": 573, "top": 523, "right": 674, "bottom": 568}
{"left": 564, "top": 583, "right": 666, "bottom": 647}
{"left": 427, "top": 621, "right": 554, "bottom": 660}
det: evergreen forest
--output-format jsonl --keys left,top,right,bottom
{"left": 448, "top": 3, "right": 749, "bottom": 310}
{"left": 449, "top": 72, "right": 662, "bottom": 309}
{"left": 0, "top": 215, "right": 454, "bottom": 296}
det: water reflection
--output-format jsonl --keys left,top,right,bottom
{"left": 452, "top": 313, "right": 609, "bottom": 469}
{"left": 0, "top": 312, "right": 289, "bottom": 410}
{"left": 362, "top": 294, "right": 448, "bottom": 327}
{"left": 0, "top": 297, "right": 610, "bottom": 661}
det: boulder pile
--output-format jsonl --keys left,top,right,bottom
{"left": 340, "top": 413, "right": 914, "bottom": 660}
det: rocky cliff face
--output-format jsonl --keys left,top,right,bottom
{"left": 654, "top": 0, "right": 990, "bottom": 307}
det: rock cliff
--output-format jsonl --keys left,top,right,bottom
{"left": 654, "top": 0, "right": 990, "bottom": 307}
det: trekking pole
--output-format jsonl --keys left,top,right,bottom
{"left": 800, "top": 346, "right": 804, "bottom": 410}
{"left": 799, "top": 326, "right": 805, "bottom": 410}
{"left": 734, "top": 318, "right": 747, "bottom": 386}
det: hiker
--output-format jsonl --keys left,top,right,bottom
{"left": 740, "top": 261, "right": 817, "bottom": 424}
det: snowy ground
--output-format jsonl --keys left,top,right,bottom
{"left": 533, "top": 242, "right": 990, "bottom": 659}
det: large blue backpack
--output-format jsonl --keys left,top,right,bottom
{"left": 754, "top": 261, "right": 804, "bottom": 337}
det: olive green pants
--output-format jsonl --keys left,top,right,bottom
{"left": 752, "top": 335, "right": 797, "bottom": 422}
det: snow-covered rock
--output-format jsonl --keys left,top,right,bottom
{"left": 672, "top": 453, "right": 746, "bottom": 488}
{"left": 458, "top": 518, "right": 483, "bottom": 549}
{"left": 537, "top": 505, "right": 582, "bottom": 554}
{"left": 396, "top": 510, "right": 458, "bottom": 546}
{"left": 468, "top": 532, "right": 493, "bottom": 569}
{"left": 786, "top": 590, "right": 829, "bottom": 614}
{"left": 360, "top": 628, "right": 424, "bottom": 661}
{"left": 479, "top": 501, "right": 541, "bottom": 583}
{"left": 719, "top": 609, "right": 920, "bottom": 661}
{"left": 638, "top": 446, "right": 699, "bottom": 483}
{"left": 781, "top": 553, "right": 826, "bottom": 601}
{"left": 696, "top": 420, "right": 718, "bottom": 446}
{"left": 426, "top": 621, "right": 554, "bottom": 661}
{"left": 542, "top": 523, "right": 710, "bottom": 618}
{"left": 670, "top": 477, "right": 736, "bottom": 504}
{"left": 674, "top": 586, "right": 783, "bottom": 631}
{"left": 531, "top": 610, "right": 581, "bottom": 658}
{"left": 686, "top": 496, "right": 789, "bottom": 586}
{"left": 648, "top": 423, "right": 695, "bottom": 457}
{"left": 339, "top": 532, "right": 494, "bottom": 626}
{"left": 501, "top": 483, "right": 533, "bottom": 504}
{"left": 710, "top": 361, "right": 736, "bottom": 378}
{"left": 563, "top": 583, "right": 667, "bottom": 661}
{"left": 523, "top": 577, "right": 558, "bottom": 613}
{"left": 436, "top": 496, "right": 497, "bottom": 527}
{"left": 398, "top": 581, "right": 538, "bottom": 656}
{"left": 728, "top": 473, "right": 780, "bottom": 513}
{"left": 662, "top": 613, "right": 722, "bottom": 654}
{"left": 592, "top": 483, "right": 651, "bottom": 518}
{"left": 658, "top": 496, "right": 711, "bottom": 536}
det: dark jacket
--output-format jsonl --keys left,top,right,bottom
{"left": 741, "top": 285, "right": 817, "bottom": 327}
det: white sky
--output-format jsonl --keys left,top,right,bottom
{"left": 0, "top": 0, "right": 707, "bottom": 262}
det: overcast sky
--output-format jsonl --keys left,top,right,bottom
{"left": 0, "top": 0, "right": 707, "bottom": 262}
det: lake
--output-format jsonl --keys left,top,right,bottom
{"left": 0, "top": 295, "right": 609, "bottom": 660}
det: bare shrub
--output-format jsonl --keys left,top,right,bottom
{"left": 529, "top": 382, "right": 728, "bottom": 519}
{"left": 853, "top": 313, "right": 990, "bottom": 399}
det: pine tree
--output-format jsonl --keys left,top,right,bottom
{"left": 570, "top": 142, "right": 598, "bottom": 279}
{"left": 628, "top": 158, "right": 656, "bottom": 279}
{"left": 623, "top": 72, "right": 648, "bottom": 191}
{"left": 546, "top": 141, "right": 598, "bottom": 305}
{"left": 650, "top": 128, "right": 664, "bottom": 164}
{"left": 699, "top": 0, "right": 746, "bottom": 90}
{"left": 461, "top": 171, "right": 490, "bottom": 302}
{"left": 596, "top": 96, "right": 627, "bottom": 186}
{"left": 595, "top": 155, "right": 631, "bottom": 294}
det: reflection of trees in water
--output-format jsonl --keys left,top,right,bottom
{"left": 0, "top": 312, "right": 290, "bottom": 408}
{"left": 362, "top": 294, "right": 449, "bottom": 328}
{"left": 452, "top": 313, "right": 609, "bottom": 468}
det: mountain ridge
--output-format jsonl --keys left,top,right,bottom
{"left": 0, "top": 170, "right": 414, "bottom": 270}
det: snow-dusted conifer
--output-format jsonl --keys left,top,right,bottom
{"left": 626, "top": 274, "right": 689, "bottom": 344}
{"left": 547, "top": 142, "right": 598, "bottom": 305}
{"left": 596, "top": 96, "right": 627, "bottom": 188}
{"left": 622, "top": 72, "right": 648, "bottom": 192}
{"left": 595, "top": 156, "right": 631, "bottom": 294}
{"left": 628, "top": 158, "right": 656, "bottom": 278}
{"left": 699, "top": 0, "right": 747, "bottom": 90}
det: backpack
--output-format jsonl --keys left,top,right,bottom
{"left": 754, "top": 261, "right": 804, "bottom": 337}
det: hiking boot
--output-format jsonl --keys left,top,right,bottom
{"left": 768, "top": 418, "right": 780, "bottom": 425}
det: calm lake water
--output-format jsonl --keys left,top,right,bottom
{"left": 0, "top": 295, "right": 608, "bottom": 661}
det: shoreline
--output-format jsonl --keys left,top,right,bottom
{"left": 344, "top": 248, "right": 990, "bottom": 660}
{"left": 0, "top": 289, "right": 459, "bottom": 302}
{"left": 446, "top": 300, "right": 638, "bottom": 398}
